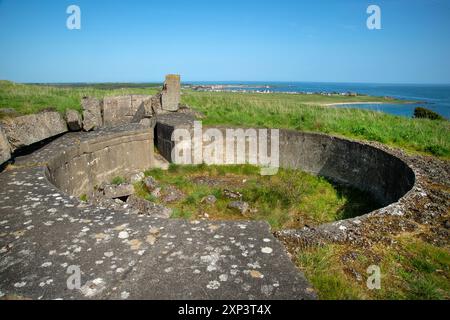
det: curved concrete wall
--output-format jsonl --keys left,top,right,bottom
{"left": 278, "top": 130, "right": 415, "bottom": 206}
{"left": 155, "top": 117, "right": 415, "bottom": 208}
{"left": 45, "top": 126, "right": 154, "bottom": 197}
{"left": 45, "top": 120, "right": 415, "bottom": 211}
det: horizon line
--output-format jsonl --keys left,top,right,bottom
{"left": 12, "top": 80, "right": 450, "bottom": 86}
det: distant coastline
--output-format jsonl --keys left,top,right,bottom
{"left": 185, "top": 82, "right": 449, "bottom": 119}
{"left": 324, "top": 101, "right": 416, "bottom": 106}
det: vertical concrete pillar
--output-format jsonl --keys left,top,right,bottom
{"left": 161, "top": 74, "right": 181, "bottom": 112}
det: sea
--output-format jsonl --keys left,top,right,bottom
{"left": 188, "top": 82, "right": 450, "bottom": 119}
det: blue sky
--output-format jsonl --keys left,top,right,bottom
{"left": 0, "top": 0, "right": 449, "bottom": 83}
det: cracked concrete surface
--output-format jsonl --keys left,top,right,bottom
{"left": 0, "top": 124, "right": 315, "bottom": 300}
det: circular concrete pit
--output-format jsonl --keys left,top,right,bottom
{"left": 0, "top": 121, "right": 416, "bottom": 300}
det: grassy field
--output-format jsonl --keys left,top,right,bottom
{"left": 132, "top": 164, "right": 378, "bottom": 230}
{"left": 0, "top": 80, "right": 159, "bottom": 115}
{"left": 182, "top": 91, "right": 450, "bottom": 157}
{"left": 0, "top": 80, "right": 449, "bottom": 157}
{"left": 297, "top": 234, "right": 450, "bottom": 300}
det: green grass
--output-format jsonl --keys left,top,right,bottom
{"left": 297, "top": 235, "right": 450, "bottom": 300}
{"left": 0, "top": 80, "right": 159, "bottom": 116}
{"left": 111, "top": 176, "right": 126, "bottom": 185}
{"left": 1, "top": 81, "right": 448, "bottom": 157}
{"left": 139, "top": 164, "right": 378, "bottom": 230}
{"left": 182, "top": 91, "right": 450, "bottom": 158}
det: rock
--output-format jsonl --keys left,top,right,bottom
{"left": 223, "top": 189, "right": 242, "bottom": 200}
{"left": 65, "top": 109, "right": 82, "bottom": 131}
{"left": 201, "top": 195, "right": 217, "bottom": 205}
{"left": 126, "top": 195, "right": 172, "bottom": 218}
{"left": 162, "top": 185, "right": 185, "bottom": 203}
{"left": 0, "top": 126, "right": 11, "bottom": 165}
{"left": 444, "top": 220, "right": 450, "bottom": 229}
{"left": 143, "top": 176, "right": 158, "bottom": 191}
{"left": 82, "top": 97, "right": 102, "bottom": 131}
{"left": 161, "top": 74, "right": 181, "bottom": 112}
{"left": 114, "top": 198, "right": 125, "bottom": 204}
{"left": 102, "top": 183, "right": 134, "bottom": 199}
{"left": 130, "top": 172, "right": 145, "bottom": 183}
{"left": 1, "top": 111, "right": 68, "bottom": 151}
{"left": 227, "top": 201, "right": 249, "bottom": 214}
{"left": 151, "top": 187, "right": 162, "bottom": 198}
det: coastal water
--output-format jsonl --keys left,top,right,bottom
{"left": 190, "top": 82, "right": 450, "bottom": 119}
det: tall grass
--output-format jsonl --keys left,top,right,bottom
{"left": 297, "top": 235, "right": 450, "bottom": 300}
{"left": 0, "top": 81, "right": 448, "bottom": 157}
{"left": 0, "top": 80, "right": 158, "bottom": 115}
{"left": 182, "top": 91, "right": 450, "bottom": 157}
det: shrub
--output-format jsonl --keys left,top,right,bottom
{"left": 414, "top": 107, "right": 444, "bottom": 120}
{"left": 424, "top": 145, "right": 448, "bottom": 157}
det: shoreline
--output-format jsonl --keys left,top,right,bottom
{"left": 323, "top": 101, "right": 418, "bottom": 106}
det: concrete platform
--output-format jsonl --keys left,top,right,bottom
{"left": 0, "top": 125, "right": 316, "bottom": 300}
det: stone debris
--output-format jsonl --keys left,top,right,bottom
{"left": 101, "top": 183, "right": 134, "bottom": 199}
{"left": 126, "top": 195, "right": 172, "bottom": 218}
{"left": 130, "top": 172, "right": 145, "bottom": 184}
{"left": 1, "top": 111, "right": 68, "bottom": 151}
{"left": 201, "top": 195, "right": 217, "bottom": 205}
{"left": 161, "top": 185, "right": 185, "bottom": 203}
{"left": 143, "top": 176, "right": 158, "bottom": 191}
{"left": 81, "top": 97, "right": 102, "bottom": 131}
{"left": 151, "top": 187, "right": 162, "bottom": 198}
{"left": 65, "top": 109, "right": 82, "bottom": 131}
{"left": 223, "top": 189, "right": 243, "bottom": 200}
{"left": 227, "top": 201, "right": 249, "bottom": 214}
